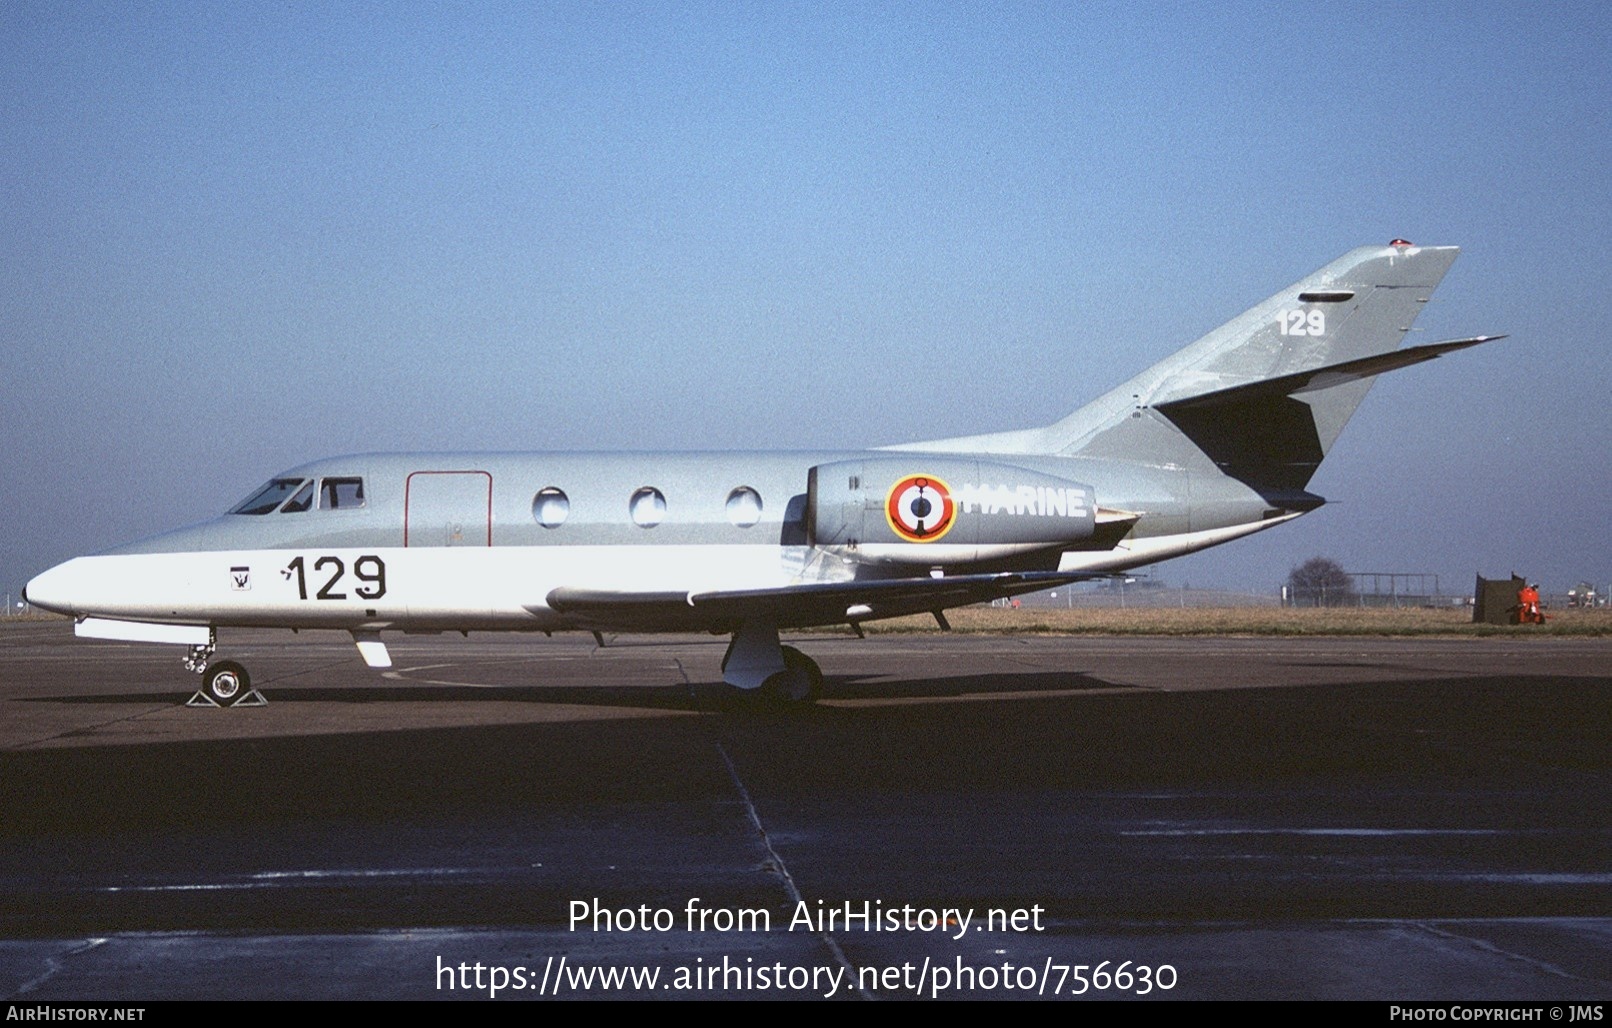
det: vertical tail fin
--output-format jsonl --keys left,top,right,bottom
{"left": 894, "top": 242, "right": 1462, "bottom": 494}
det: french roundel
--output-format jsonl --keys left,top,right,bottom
{"left": 885, "top": 474, "right": 956, "bottom": 543}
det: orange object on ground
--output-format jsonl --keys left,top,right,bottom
{"left": 1516, "top": 585, "right": 1546, "bottom": 624}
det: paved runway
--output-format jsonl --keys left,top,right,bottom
{"left": 0, "top": 620, "right": 1608, "bottom": 1000}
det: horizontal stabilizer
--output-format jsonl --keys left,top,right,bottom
{"left": 1153, "top": 336, "right": 1506, "bottom": 414}
{"left": 1151, "top": 335, "right": 1505, "bottom": 494}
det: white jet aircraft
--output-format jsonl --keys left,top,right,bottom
{"left": 25, "top": 241, "right": 1499, "bottom": 705}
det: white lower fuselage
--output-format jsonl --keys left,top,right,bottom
{"left": 27, "top": 519, "right": 1296, "bottom": 635}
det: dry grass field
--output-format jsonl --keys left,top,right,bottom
{"left": 859, "top": 604, "right": 1612, "bottom": 637}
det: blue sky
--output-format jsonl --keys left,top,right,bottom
{"left": 4, "top": 2, "right": 1609, "bottom": 600}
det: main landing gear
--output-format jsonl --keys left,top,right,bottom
{"left": 183, "top": 632, "right": 266, "bottom": 708}
{"left": 720, "top": 621, "right": 824, "bottom": 704}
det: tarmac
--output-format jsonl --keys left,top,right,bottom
{"left": 1, "top": 620, "right": 1608, "bottom": 1000}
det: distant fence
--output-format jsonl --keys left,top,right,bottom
{"left": 1011, "top": 587, "right": 1280, "bottom": 609}
{"left": 1282, "top": 572, "right": 1461, "bottom": 609}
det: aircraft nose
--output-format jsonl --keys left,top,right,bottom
{"left": 23, "top": 562, "right": 79, "bottom": 616}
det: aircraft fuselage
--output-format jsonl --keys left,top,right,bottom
{"left": 26, "top": 448, "right": 1274, "bottom": 636}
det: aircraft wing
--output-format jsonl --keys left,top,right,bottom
{"left": 541, "top": 571, "right": 1095, "bottom": 632}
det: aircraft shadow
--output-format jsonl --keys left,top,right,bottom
{"left": 29, "top": 668, "right": 1131, "bottom": 711}
{"left": 809, "top": 669, "right": 1125, "bottom": 700}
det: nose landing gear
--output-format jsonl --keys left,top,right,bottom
{"left": 198, "top": 660, "right": 257, "bottom": 706}
{"left": 183, "top": 631, "right": 267, "bottom": 707}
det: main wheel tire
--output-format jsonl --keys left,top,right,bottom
{"left": 778, "top": 645, "right": 824, "bottom": 702}
{"left": 760, "top": 667, "right": 812, "bottom": 704}
{"left": 203, "top": 660, "right": 251, "bottom": 706}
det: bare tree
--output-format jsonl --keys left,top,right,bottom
{"left": 1287, "top": 557, "right": 1355, "bottom": 607}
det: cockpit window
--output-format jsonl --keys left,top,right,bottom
{"left": 281, "top": 481, "right": 315, "bottom": 513}
{"left": 230, "top": 478, "right": 309, "bottom": 515}
{"left": 320, "top": 477, "right": 365, "bottom": 510}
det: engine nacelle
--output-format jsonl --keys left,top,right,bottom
{"left": 807, "top": 457, "right": 1096, "bottom": 566}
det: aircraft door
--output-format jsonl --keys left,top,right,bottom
{"left": 404, "top": 470, "right": 493, "bottom": 547}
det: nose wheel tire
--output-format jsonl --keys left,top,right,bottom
{"left": 203, "top": 661, "right": 251, "bottom": 706}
